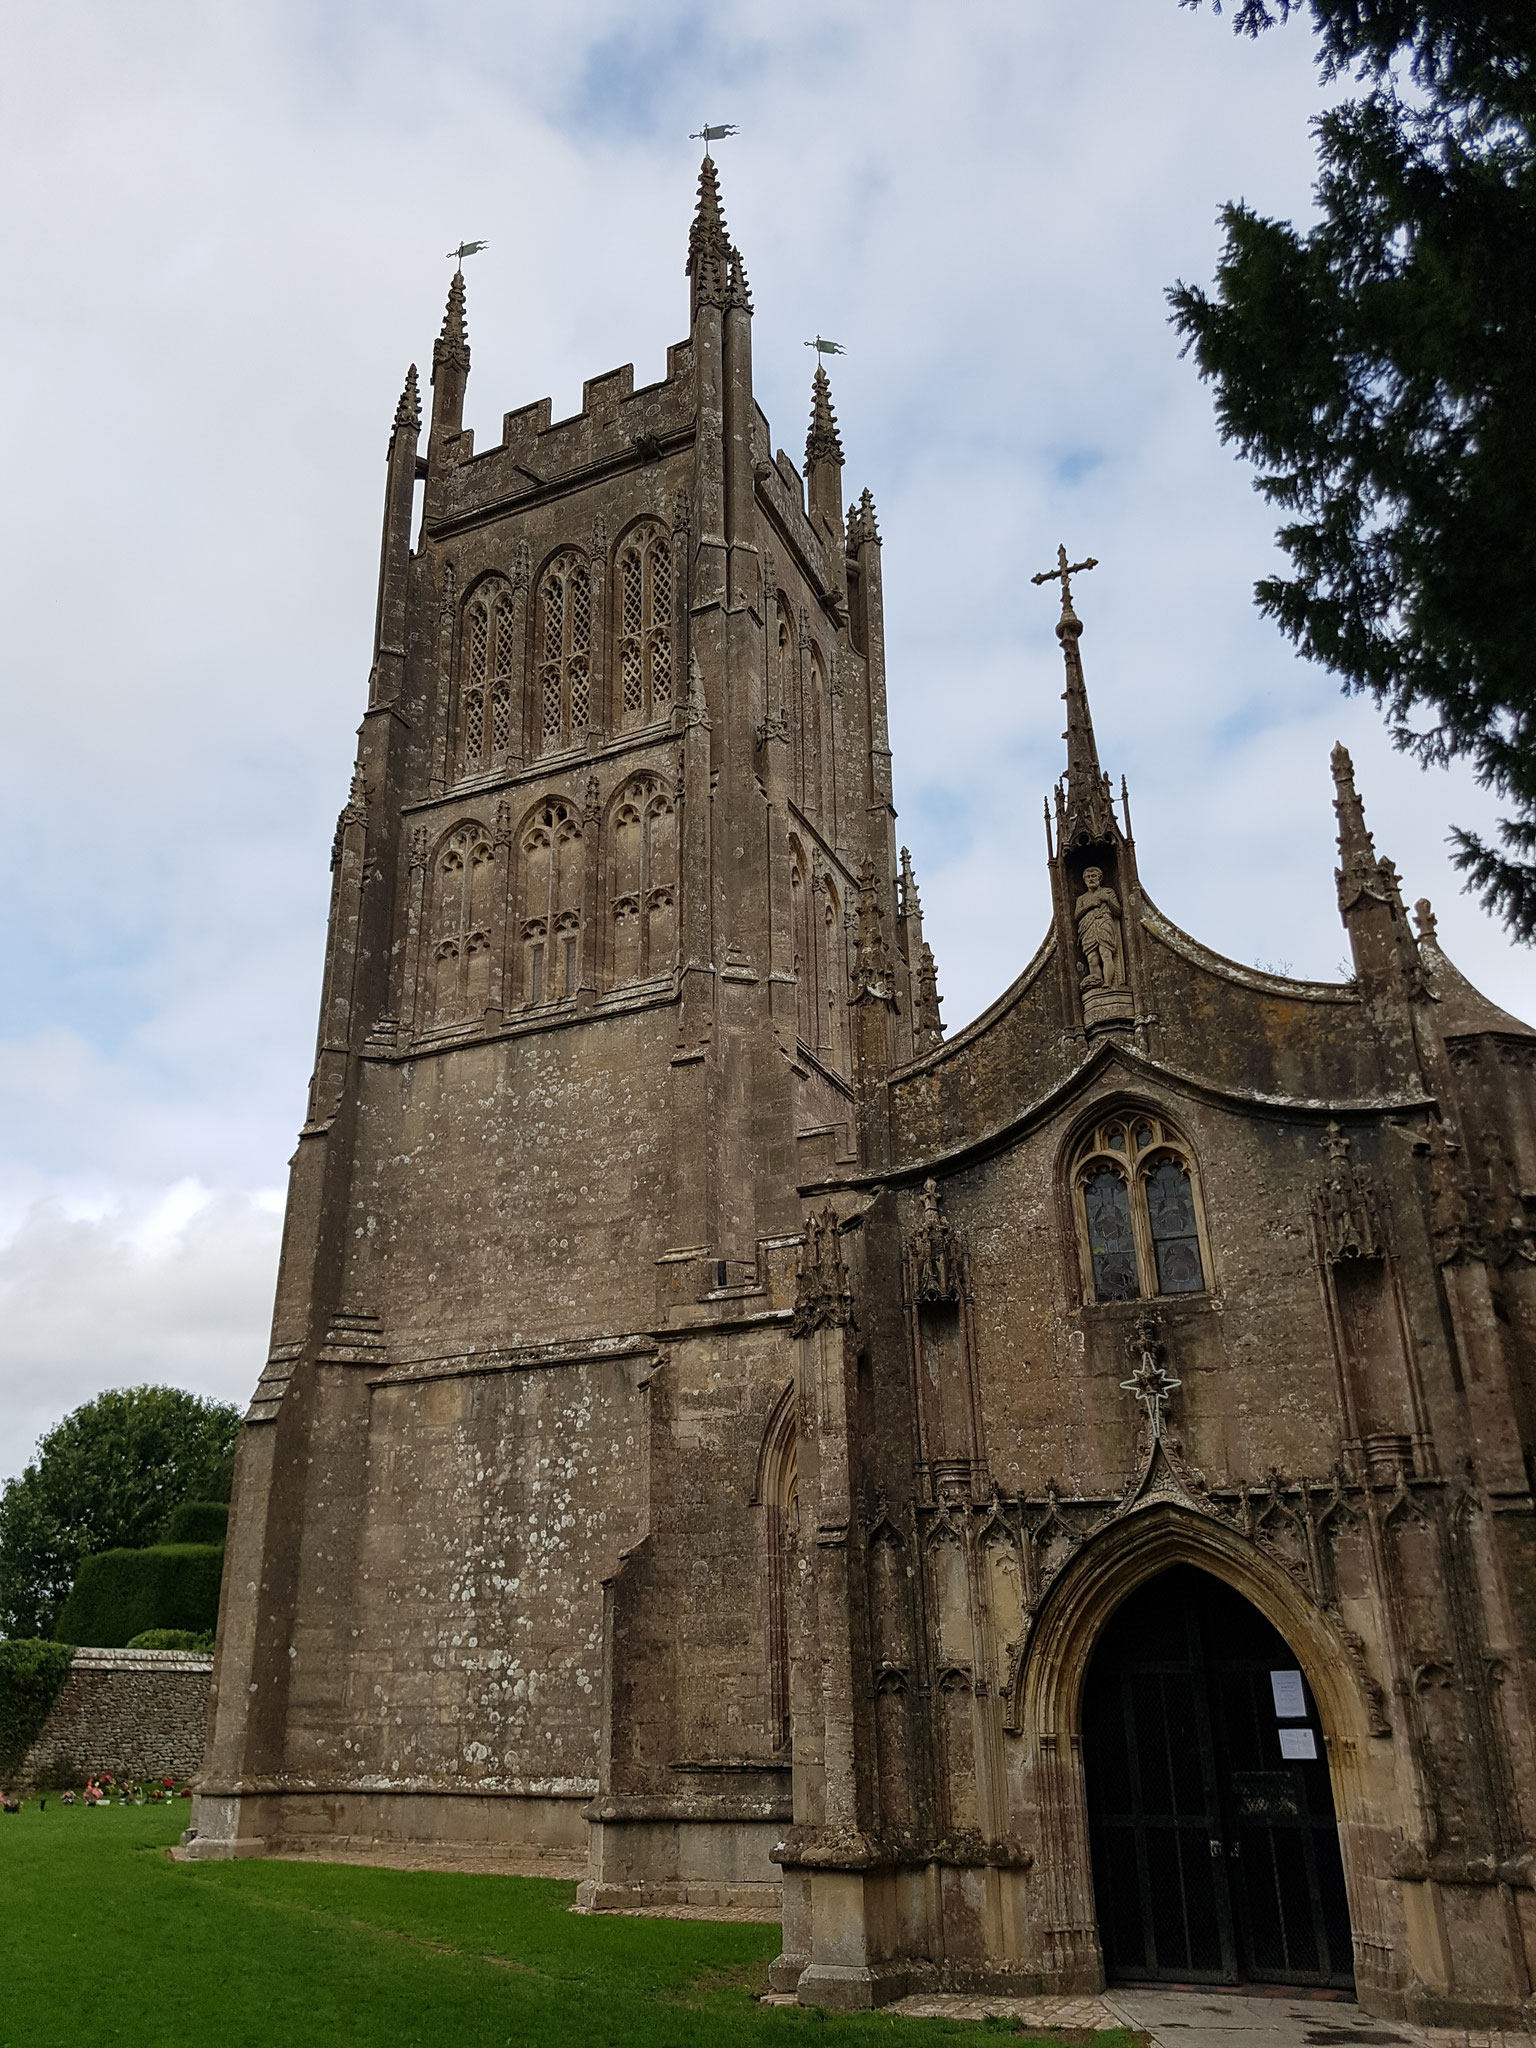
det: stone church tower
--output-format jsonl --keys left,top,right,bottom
{"left": 192, "top": 158, "right": 1536, "bottom": 2027}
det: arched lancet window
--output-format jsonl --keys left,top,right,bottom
{"left": 823, "top": 875, "right": 849, "bottom": 1076}
{"left": 808, "top": 645, "right": 829, "bottom": 823}
{"left": 1071, "top": 1112, "right": 1209, "bottom": 1303}
{"left": 758, "top": 1386, "right": 799, "bottom": 1755}
{"left": 790, "top": 840, "right": 816, "bottom": 1050}
{"left": 427, "top": 823, "right": 496, "bottom": 1026}
{"left": 775, "top": 598, "right": 799, "bottom": 799}
{"left": 518, "top": 800, "right": 584, "bottom": 1004}
{"left": 615, "top": 525, "right": 674, "bottom": 729}
{"left": 534, "top": 552, "right": 592, "bottom": 756}
{"left": 608, "top": 776, "right": 678, "bottom": 987}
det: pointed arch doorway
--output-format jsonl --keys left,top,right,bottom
{"left": 1083, "top": 1564, "right": 1354, "bottom": 1989}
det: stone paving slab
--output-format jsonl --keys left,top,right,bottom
{"left": 1102, "top": 1990, "right": 1535, "bottom": 2048}
{"left": 865, "top": 1985, "right": 1536, "bottom": 2048}
{"left": 888, "top": 1992, "right": 1123, "bottom": 2028}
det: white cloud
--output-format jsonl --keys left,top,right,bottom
{"left": 0, "top": 1192, "right": 283, "bottom": 1482}
{"left": 1, "top": 0, "right": 1532, "bottom": 1471}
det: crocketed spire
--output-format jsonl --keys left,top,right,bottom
{"left": 433, "top": 268, "right": 470, "bottom": 380}
{"left": 392, "top": 364, "right": 421, "bottom": 437}
{"left": 1330, "top": 741, "right": 1425, "bottom": 995}
{"left": 1330, "top": 743, "right": 1379, "bottom": 901}
{"left": 847, "top": 488, "right": 881, "bottom": 550}
{"left": 851, "top": 862, "right": 896, "bottom": 1005}
{"left": 687, "top": 154, "right": 733, "bottom": 313}
{"left": 687, "top": 153, "right": 749, "bottom": 317}
{"left": 805, "top": 364, "right": 844, "bottom": 471}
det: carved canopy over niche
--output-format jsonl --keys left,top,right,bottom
{"left": 1071, "top": 1109, "right": 1211, "bottom": 1305}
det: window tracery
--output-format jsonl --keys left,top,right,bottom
{"left": 534, "top": 552, "right": 593, "bottom": 755}
{"left": 776, "top": 599, "right": 799, "bottom": 800}
{"left": 788, "top": 845, "right": 852, "bottom": 1076}
{"left": 427, "top": 823, "right": 496, "bottom": 1026}
{"left": 615, "top": 525, "right": 674, "bottom": 729}
{"left": 807, "top": 644, "right": 828, "bottom": 821}
{"left": 790, "top": 841, "right": 815, "bottom": 1049}
{"left": 1070, "top": 1112, "right": 1209, "bottom": 1303}
{"left": 518, "top": 800, "right": 584, "bottom": 1004}
{"left": 608, "top": 776, "right": 677, "bottom": 986}
{"left": 454, "top": 585, "right": 521, "bottom": 779}
{"left": 823, "top": 875, "right": 849, "bottom": 1075}
{"left": 490, "top": 595, "right": 517, "bottom": 758}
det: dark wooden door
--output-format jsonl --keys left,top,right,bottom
{"left": 1083, "top": 1565, "right": 1353, "bottom": 1989}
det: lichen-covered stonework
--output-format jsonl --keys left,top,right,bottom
{"left": 193, "top": 158, "right": 1536, "bottom": 2030}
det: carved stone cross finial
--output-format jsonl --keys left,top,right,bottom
{"left": 1031, "top": 543, "right": 1098, "bottom": 619}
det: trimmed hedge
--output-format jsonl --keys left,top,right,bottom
{"left": 55, "top": 1545, "right": 223, "bottom": 1649}
{"left": 161, "top": 1500, "right": 228, "bottom": 1545}
{"left": 124, "top": 1628, "right": 213, "bottom": 1652}
{"left": 0, "top": 1638, "right": 74, "bottom": 1776}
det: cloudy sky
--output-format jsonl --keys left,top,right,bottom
{"left": 3, "top": 0, "right": 1531, "bottom": 1482}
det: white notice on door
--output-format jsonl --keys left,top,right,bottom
{"left": 1270, "top": 1669, "right": 1307, "bottom": 1718}
{"left": 1278, "top": 1726, "right": 1318, "bottom": 1760}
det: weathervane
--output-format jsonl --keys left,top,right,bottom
{"left": 1120, "top": 1320, "right": 1180, "bottom": 1441}
{"left": 1031, "top": 542, "right": 1098, "bottom": 613}
{"left": 446, "top": 240, "right": 489, "bottom": 267}
{"left": 805, "top": 335, "right": 845, "bottom": 358}
{"left": 689, "top": 122, "right": 738, "bottom": 151}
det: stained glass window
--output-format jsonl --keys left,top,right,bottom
{"left": 1147, "top": 1159, "right": 1204, "bottom": 1294}
{"left": 1074, "top": 1113, "right": 1209, "bottom": 1303}
{"left": 1085, "top": 1166, "right": 1139, "bottom": 1302}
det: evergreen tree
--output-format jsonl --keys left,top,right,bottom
{"left": 1171, "top": 2, "right": 1536, "bottom": 932}
{"left": 0, "top": 1387, "right": 239, "bottom": 1640}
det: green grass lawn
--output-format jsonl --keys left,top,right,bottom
{"left": 0, "top": 1799, "right": 1138, "bottom": 2048}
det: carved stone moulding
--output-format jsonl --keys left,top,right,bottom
{"left": 1359, "top": 1432, "right": 1414, "bottom": 1486}
{"left": 1082, "top": 987, "right": 1134, "bottom": 1030}
{"left": 929, "top": 1457, "right": 976, "bottom": 1502}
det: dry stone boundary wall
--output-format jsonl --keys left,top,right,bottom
{"left": 18, "top": 1647, "right": 211, "bottom": 1788}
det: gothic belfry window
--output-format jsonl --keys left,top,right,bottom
{"left": 781, "top": 602, "right": 805, "bottom": 806}
{"left": 459, "top": 601, "right": 489, "bottom": 776}
{"left": 608, "top": 776, "right": 677, "bottom": 987}
{"left": 615, "top": 524, "right": 674, "bottom": 729}
{"left": 490, "top": 593, "right": 518, "bottom": 758}
{"left": 1071, "top": 1112, "right": 1209, "bottom": 1303}
{"left": 534, "top": 551, "right": 593, "bottom": 755}
{"left": 427, "top": 822, "right": 496, "bottom": 1026}
{"left": 790, "top": 840, "right": 815, "bottom": 1048}
{"left": 809, "top": 646, "right": 829, "bottom": 822}
{"left": 518, "top": 799, "right": 584, "bottom": 1004}
{"left": 823, "top": 876, "right": 849, "bottom": 1074}
{"left": 456, "top": 585, "right": 519, "bottom": 778}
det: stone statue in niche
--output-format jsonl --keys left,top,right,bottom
{"left": 911, "top": 1178, "right": 958, "bottom": 1304}
{"left": 1075, "top": 866, "right": 1125, "bottom": 990}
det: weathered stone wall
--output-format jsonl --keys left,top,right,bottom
{"left": 19, "top": 1648, "right": 212, "bottom": 1788}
